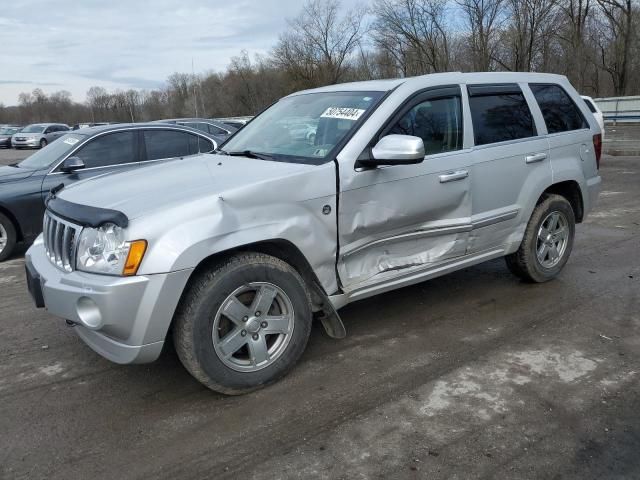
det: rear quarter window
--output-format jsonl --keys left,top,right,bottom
{"left": 530, "top": 84, "right": 588, "bottom": 133}
{"left": 468, "top": 85, "right": 536, "bottom": 146}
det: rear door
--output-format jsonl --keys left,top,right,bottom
{"left": 337, "top": 86, "right": 473, "bottom": 291}
{"left": 467, "top": 83, "right": 551, "bottom": 254}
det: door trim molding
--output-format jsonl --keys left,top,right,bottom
{"left": 471, "top": 209, "right": 519, "bottom": 229}
{"left": 330, "top": 247, "right": 506, "bottom": 309}
{"left": 341, "top": 223, "right": 472, "bottom": 259}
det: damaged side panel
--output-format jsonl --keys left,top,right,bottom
{"left": 337, "top": 150, "right": 473, "bottom": 292}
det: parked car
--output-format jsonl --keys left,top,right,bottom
{"left": 0, "top": 123, "right": 216, "bottom": 261}
{"left": 582, "top": 95, "right": 605, "bottom": 140}
{"left": 71, "top": 122, "right": 111, "bottom": 130}
{"left": 25, "top": 72, "right": 601, "bottom": 395}
{"left": 0, "top": 126, "right": 22, "bottom": 148}
{"left": 153, "top": 118, "right": 236, "bottom": 144}
{"left": 12, "top": 123, "right": 70, "bottom": 149}
{"left": 213, "top": 116, "right": 253, "bottom": 130}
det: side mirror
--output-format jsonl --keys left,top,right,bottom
{"left": 357, "top": 134, "right": 425, "bottom": 168}
{"left": 60, "top": 156, "right": 85, "bottom": 173}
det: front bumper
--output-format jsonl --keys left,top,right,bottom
{"left": 25, "top": 240, "right": 193, "bottom": 364}
{"left": 12, "top": 138, "right": 39, "bottom": 147}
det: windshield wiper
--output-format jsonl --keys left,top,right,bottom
{"left": 227, "top": 150, "right": 273, "bottom": 160}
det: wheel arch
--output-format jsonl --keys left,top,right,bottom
{"left": 538, "top": 180, "right": 584, "bottom": 223}
{"left": 175, "top": 238, "right": 346, "bottom": 339}
{"left": 0, "top": 204, "right": 23, "bottom": 242}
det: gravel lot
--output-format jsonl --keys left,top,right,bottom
{"left": 0, "top": 145, "right": 639, "bottom": 479}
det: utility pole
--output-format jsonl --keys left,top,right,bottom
{"left": 192, "top": 58, "right": 198, "bottom": 117}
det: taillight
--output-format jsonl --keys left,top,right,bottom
{"left": 593, "top": 134, "right": 602, "bottom": 169}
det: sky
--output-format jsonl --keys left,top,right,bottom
{"left": 0, "top": 0, "right": 362, "bottom": 106}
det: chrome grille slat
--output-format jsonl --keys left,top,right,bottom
{"left": 54, "top": 221, "right": 63, "bottom": 266}
{"left": 42, "top": 212, "right": 81, "bottom": 272}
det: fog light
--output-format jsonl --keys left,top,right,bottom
{"left": 76, "top": 297, "right": 102, "bottom": 329}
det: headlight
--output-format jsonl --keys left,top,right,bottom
{"left": 76, "top": 223, "right": 147, "bottom": 276}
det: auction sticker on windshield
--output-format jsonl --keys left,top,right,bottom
{"left": 63, "top": 137, "right": 80, "bottom": 145}
{"left": 321, "top": 107, "right": 366, "bottom": 121}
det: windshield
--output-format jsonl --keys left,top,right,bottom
{"left": 0, "top": 127, "right": 20, "bottom": 135}
{"left": 222, "top": 91, "right": 384, "bottom": 165}
{"left": 21, "top": 124, "right": 47, "bottom": 133}
{"left": 17, "top": 133, "right": 87, "bottom": 169}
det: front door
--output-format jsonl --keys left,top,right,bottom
{"left": 337, "top": 86, "right": 473, "bottom": 292}
{"left": 40, "top": 130, "right": 140, "bottom": 202}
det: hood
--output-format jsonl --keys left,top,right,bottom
{"left": 58, "top": 154, "right": 315, "bottom": 220}
{"left": 0, "top": 165, "right": 36, "bottom": 183}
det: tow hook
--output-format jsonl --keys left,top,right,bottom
{"left": 65, "top": 320, "right": 77, "bottom": 327}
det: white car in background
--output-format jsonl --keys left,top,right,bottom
{"left": 582, "top": 96, "right": 605, "bottom": 140}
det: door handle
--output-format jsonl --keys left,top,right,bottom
{"left": 439, "top": 170, "right": 469, "bottom": 183}
{"left": 525, "top": 153, "right": 547, "bottom": 164}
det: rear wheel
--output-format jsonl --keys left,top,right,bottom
{"left": 505, "top": 194, "right": 575, "bottom": 283}
{"left": 39, "top": 139, "right": 47, "bottom": 148}
{"left": 0, "top": 213, "right": 17, "bottom": 262}
{"left": 173, "top": 252, "right": 312, "bottom": 394}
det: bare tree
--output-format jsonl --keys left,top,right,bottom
{"left": 456, "top": 0, "right": 506, "bottom": 71}
{"left": 497, "top": 0, "right": 560, "bottom": 71}
{"left": 596, "top": 0, "right": 635, "bottom": 95}
{"left": 372, "top": 0, "right": 453, "bottom": 75}
{"left": 272, "top": 0, "right": 367, "bottom": 88}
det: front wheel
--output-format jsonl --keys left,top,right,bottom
{"left": 173, "top": 252, "right": 312, "bottom": 394}
{"left": 39, "top": 139, "right": 47, "bottom": 148}
{"left": 505, "top": 194, "right": 575, "bottom": 283}
{"left": 0, "top": 213, "right": 17, "bottom": 262}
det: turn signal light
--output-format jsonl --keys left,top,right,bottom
{"left": 123, "top": 240, "right": 147, "bottom": 276}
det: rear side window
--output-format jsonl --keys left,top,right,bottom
{"left": 143, "top": 129, "right": 202, "bottom": 160}
{"left": 388, "top": 95, "right": 463, "bottom": 155}
{"left": 583, "top": 98, "right": 597, "bottom": 113}
{"left": 530, "top": 84, "right": 588, "bottom": 133}
{"left": 468, "top": 85, "right": 536, "bottom": 146}
{"left": 75, "top": 131, "right": 137, "bottom": 168}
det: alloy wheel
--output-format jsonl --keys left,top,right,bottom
{"left": 536, "top": 211, "right": 569, "bottom": 268}
{"left": 0, "top": 223, "right": 7, "bottom": 254}
{"left": 212, "top": 282, "right": 295, "bottom": 372}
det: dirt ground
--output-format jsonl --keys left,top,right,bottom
{"left": 0, "top": 147, "right": 638, "bottom": 479}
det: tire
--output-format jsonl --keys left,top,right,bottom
{"left": 505, "top": 194, "right": 575, "bottom": 283}
{"left": 0, "top": 212, "right": 17, "bottom": 262}
{"left": 173, "top": 252, "right": 312, "bottom": 395}
{"left": 39, "top": 139, "right": 47, "bottom": 149}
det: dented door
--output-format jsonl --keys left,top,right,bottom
{"left": 337, "top": 87, "right": 472, "bottom": 291}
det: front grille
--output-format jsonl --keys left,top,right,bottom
{"left": 15, "top": 137, "right": 26, "bottom": 141}
{"left": 43, "top": 212, "right": 82, "bottom": 272}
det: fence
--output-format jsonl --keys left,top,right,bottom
{"left": 594, "top": 96, "right": 640, "bottom": 124}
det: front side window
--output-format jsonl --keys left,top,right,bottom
{"left": 222, "top": 91, "right": 384, "bottom": 165}
{"left": 75, "top": 131, "right": 136, "bottom": 168}
{"left": 530, "top": 84, "right": 588, "bottom": 133}
{"left": 143, "top": 129, "right": 200, "bottom": 160}
{"left": 468, "top": 85, "right": 536, "bottom": 146}
{"left": 388, "top": 95, "right": 462, "bottom": 155}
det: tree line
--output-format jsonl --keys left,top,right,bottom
{"left": 0, "top": 0, "right": 638, "bottom": 125}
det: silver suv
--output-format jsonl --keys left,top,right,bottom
{"left": 25, "top": 73, "right": 602, "bottom": 394}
